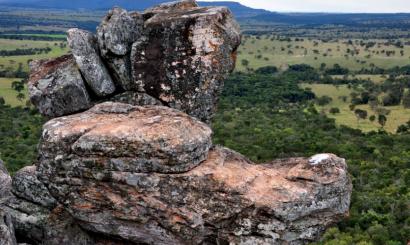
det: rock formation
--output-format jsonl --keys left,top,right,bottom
{"left": 28, "top": 0, "right": 241, "bottom": 124}
{"left": 1, "top": 1, "right": 352, "bottom": 244}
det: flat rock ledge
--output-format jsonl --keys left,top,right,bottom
{"left": 39, "top": 102, "right": 213, "bottom": 174}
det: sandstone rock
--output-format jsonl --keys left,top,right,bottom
{"left": 28, "top": 55, "right": 92, "bottom": 117}
{"left": 3, "top": 196, "right": 95, "bottom": 245}
{"left": 132, "top": 3, "right": 241, "bottom": 123}
{"left": 1, "top": 164, "right": 94, "bottom": 244}
{"left": 97, "top": 7, "right": 144, "bottom": 90}
{"left": 0, "top": 210, "right": 17, "bottom": 245}
{"left": 67, "top": 28, "right": 116, "bottom": 97}
{"left": 39, "top": 102, "right": 213, "bottom": 174}
{"left": 12, "top": 165, "right": 57, "bottom": 209}
{"left": 36, "top": 145, "right": 351, "bottom": 244}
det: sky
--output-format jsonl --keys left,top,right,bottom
{"left": 202, "top": 0, "right": 410, "bottom": 13}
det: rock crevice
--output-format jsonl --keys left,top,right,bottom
{"left": 1, "top": 1, "right": 352, "bottom": 244}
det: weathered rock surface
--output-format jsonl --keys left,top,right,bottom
{"left": 39, "top": 102, "right": 213, "bottom": 174}
{"left": 36, "top": 136, "right": 351, "bottom": 244}
{"left": 97, "top": 7, "right": 144, "bottom": 90}
{"left": 28, "top": 55, "right": 92, "bottom": 117}
{"left": 133, "top": 3, "right": 241, "bottom": 123}
{"left": 0, "top": 161, "right": 17, "bottom": 245}
{"left": 12, "top": 166, "right": 57, "bottom": 209}
{"left": 0, "top": 163, "right": 95, "bottom": 244}
{"left": 29, "top": 0, "right": 241, "bottom": 124}
{"left": 0, "top": 210, "right": 17, "bottom": 245}
{"left": 0, "top": 160, "right": 11, "bottom": 199}
{"left": 111, "top": 91, "right": 163, "bottom": 106}
{"left": 67, "top": 28, "right": 116, "bottom": 97}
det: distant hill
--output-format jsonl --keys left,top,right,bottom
{"left": 1, "top": 0, "right": 410, "bottom": 30}
{"left": 250, "top": 12, "right": 410, "bottom": 27}
{"left": 0, "top": 0, "right": 269, "bottom": 18}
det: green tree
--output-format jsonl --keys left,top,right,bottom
{"left": 378, "top": 114, "right": 387, "bottom": 128}
{"left": 11, "top": 80, "right": 24, "bottom": 93}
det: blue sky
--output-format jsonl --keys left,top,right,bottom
{"left": 202, "top": 0, "right": 410, "bottom": 13}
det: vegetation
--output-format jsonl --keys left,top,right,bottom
{"left": 0, "top": 38, "right": 68, "bottom": 78}
{"left": 0, "top": 77, "right": 29, "bottom": 106}
{"left": 236, "top": 35, "right": 410, "bottom": 72}
{"left": 212, "top": 72, "right": 409, "bottom": 245}
{"left": 0, "top": 103, "right": 43, "bottom": 173}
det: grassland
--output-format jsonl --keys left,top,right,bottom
{"left": 0, "top": 38, "right": 69, "bottom": 72}
{"left": 0, "top": 77, "right": 28, "bottom": 107}
{"left": 301, "top": 83, "right": 410, "bottom": 133}
{"left": 236, "top": 35, "right": 410, "bottom": 72}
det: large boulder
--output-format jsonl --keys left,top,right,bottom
{"left": 36, "top": 135, "right": 351, "bottom": 244}
{"left": 38, "top": 102, "right": 213, "bottom": 174}
{"left": 28, "top": 55, "right": 92, "bottom": 117}
{"left": 67, "top": 28, "right": 116, "bottom": 97}
{"left": 132, "top": 3, "right": 241, "bottom": 123}
{"left": 29, "top": 1, "right": 241, "bottom": 124}
{"left": 97, "top": 7, "right": 144, "bottom": 90}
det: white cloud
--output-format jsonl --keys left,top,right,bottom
{"left": 201, "top": 0, "right": 410, "bottom": 13}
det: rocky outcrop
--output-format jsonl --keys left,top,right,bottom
{"left": 0, "top": 161, "right": 16, "bottom": 245}
{"left": 36, "top": 125, "right": 351, "bottom": 244}
{"left": 39, "top": 102, "right": 213, "bottom": 174}
{"left": 4, "top": 1, "right": 352, "bottom": 244}
{"left": 97, "top": 7, "right": 143, "bottom": 90}
{"left": 132, "top": 2, "right": 241, "bottom": 123}
{"left": 0, "top": 210, "right": 17, "bottom": 245}
{"left": 67, "top": 28, "right": 116, "bottom": 97}
{"left": 28, "top": 55, "right": 91, "bottom": 117}
{"left": 28, "top": 0, "right": 241, "bottom": 123}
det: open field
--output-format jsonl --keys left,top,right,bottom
{"left": 301, "top": 83, "right": 410, "bottom": 132}
{"left": 0, "top": 77, "right": 28, "bottom": 106}
{"left": 0, "top": 38, "right": 69, "bottom": 72}
{"left": 236, "top": 35, "right": 410, "bottom": 72}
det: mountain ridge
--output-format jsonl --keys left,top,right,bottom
{"left": 0, "top": 0, "right": 270, "bottom": 18}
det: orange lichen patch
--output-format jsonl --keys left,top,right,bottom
{"left": 170, "top": 214, "right": 187, "bottom": 224}
{"left": 230, "top": 51, "right": 237, "bottom": 63}
{"left": 28, "top": 54, "right": 74, "bottom": 86}
{"left": 208, "top": 40, "right": 218, "bottom": 52}
{"left": 105, "top": 191, "right": 127, "bottom": 207}
{"left": 72, "top": 202, "right": 96, "bottom": 210}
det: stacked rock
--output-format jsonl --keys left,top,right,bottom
{"left": 28, "top": 0, "right": 241, "bottom": 124}
{"left": 1, "top": 1, "right": 352, "bottom": 244}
